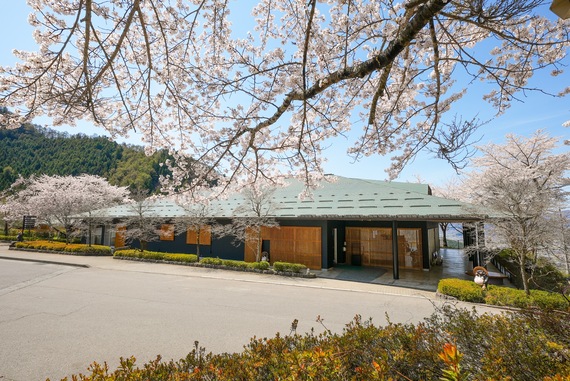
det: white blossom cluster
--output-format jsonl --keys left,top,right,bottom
{"left": 0, "top": 0, "right": 568, "bottom": 194}
{"left": 1, "top": 174, "right": 129, "bottom": 232}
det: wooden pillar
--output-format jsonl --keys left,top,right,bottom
{"left": 392, "top": 221, "right": 399, "bottom": 279}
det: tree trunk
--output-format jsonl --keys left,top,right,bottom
{"left": 440, "top": 223, "right": 448, "bottom": 247}
{"left": 518, "top": 252, "right": 531, "bottom": 296}
{"left": 196, "top": 230, "right": 201, "bottom": 259}
{"left": 256, "top": 229, "right": 262, "bottom": 262}
{"left": 88, "top": 220, "right": 92, "bottom": 247}
{"left": 4, "top": 221, "right": 8, "bottom": 236}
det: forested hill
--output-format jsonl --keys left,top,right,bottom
{"left": 0, "top": 124, "right": 172, "bottom": 193}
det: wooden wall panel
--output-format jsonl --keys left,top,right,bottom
{"left": 114, "top": 226, "right": 126, "bottom": 247}
{"left": 248, "top": 226, "right": 322, "bottom": 269}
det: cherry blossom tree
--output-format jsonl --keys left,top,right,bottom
{"left": 171, "top": 201, "right": 219, "bottom": 259}
{"left": 465, "top": 131, "right": 570, "bottom": 294}
{"left": 3, "top": 174, "right": 128, "bottom": 242}
{"left": 431, "top": 177, "right": 466, "bottom": 247}
{"left": 120, "top": 188, "right": 165, "bottom": 251}
{"left": 0, "top": 0, "right": 568, "bottom": 193}
{"left": 224, "top": 183, "right": 280, "bottom": 262}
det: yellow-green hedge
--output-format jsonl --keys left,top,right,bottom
{"left": 438, "top": 278, "right": 569, "bottom": 311}
{"left": 273, "top": 261, "right": 307, "bottom": 273}
{"left": 199, "top": 257, "right": 271, "bottom": 271}
{"left": 114, "top": 249, "right": 198, "bottom": 263}
{"left": 13, "top": 240, "right": 112, "bottom": 256}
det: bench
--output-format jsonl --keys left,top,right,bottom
{"left": 465, "top": 270, "right": 509, "bottom": 285}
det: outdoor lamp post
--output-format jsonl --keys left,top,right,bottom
{"left": 551, "top": 0, "right": 570, "bottom": 19}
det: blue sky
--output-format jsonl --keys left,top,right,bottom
{"left": 0, "top": 2, "right": 568, "bottom": 187}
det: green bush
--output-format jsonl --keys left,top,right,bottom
{"left": 199, "top": 257, "right": 223, "bottom": 266}
{"left": 114, "top": 250, "right": 197, "bottom": 263}
{"left": 249, "top": 261, "right": 270, "bottom": 271}
{"left": 485, "top": 286, "right": 533, "bottom": 308}
{"left": 221, "top": 259, "right": 250, "bottom": 269}
{"left": 0, "top": 235, "right": 18, "bottom": 241}
{"left": 438, "top": 278, "right": 569, "bottom": 311}
{"left": 56, "top": 306, "right": 570, "bottom": 381}
{"left": 530, "top": 289, "right": 569, "bottom": 311}
{"left": 163, "top": 253, "right": 198, "bottom": 263}
{"left": 273, "top": 261, "right": 307, "bottom": 273}
{"left": 437, "top": 278, "right": 485, "bottom": 303}
{"left": 13, "top": 240, "right": 112, "bottom": 256}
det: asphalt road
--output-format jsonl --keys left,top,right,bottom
{"left": 0, "top": 248, "right": 493, "bottom": 381}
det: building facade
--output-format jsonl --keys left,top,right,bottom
{"left": 92, "top": 176, "right": 487, "bottom": 277}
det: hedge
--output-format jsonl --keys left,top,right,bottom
{"left": 51, "top": 306, "right": 570, "bottom": 380}
{"left": 199, "top": 257, "right": 271, "bottom": 271}
{"left": 13, "top": 240, "right": 112, "bottom": 256}
{"left": 438, "top": 278, "right": 569, "bottom": 311}
{"left": 114, "top": 252, "right": 275, "bottom": 272}
{"left": 114, "top": 249, "right": 198, "bottom": 263}
{"left": 273, "top": 261, "right": 307, "bottom": 273}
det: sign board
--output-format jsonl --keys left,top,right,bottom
{"left": 23, "top": 215, "right": 37, "bottom": 229}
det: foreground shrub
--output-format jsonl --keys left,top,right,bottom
{"left": 273, "top": 261, "right": 307, "bottom": 273}
{"left": 438, "top": 278, "right": 569, "bottom": 311}
{"left": 55, "top": 306, "right": 570, "bottom": 381}
{"left": 14, "top": 240, "right": 111, "bottom": 256}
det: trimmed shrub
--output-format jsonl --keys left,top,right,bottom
{"left": 249, "top": 261, "right": 270, "bottom": 271}
{"left": 437, "top": 278, "right": 485, "bottom": 303}
{"left": 0, "top": 235, "right": 18, "bottom": 241}
{"left": 199, "top": 257, "right": 223, "bottom": 266}
{"left": 485, "top": 286, "right": 533, "bottom": 308}
{"left": 163, "top": 253, "right": 198, "bottom": 263}
{"left": 438, "top": 278, "right": 569, "bottom": 311}
{"left": 529, "top": 289, "right": 569, "bottom": 311}
{"left": 273, "top": 261, "right": 307, "bottom": 273}
{"left": 114, "top": 250, "right": 197, "bottom": 263}
{"left": 221, "top": 259, "right": 250, "bottom": 269}
{"left": 13, "top": 240, "right": 112, "bottom": 256}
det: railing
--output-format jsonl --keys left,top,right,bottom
{"left": 490, "top": 257, "right": 514, "bottom": 282}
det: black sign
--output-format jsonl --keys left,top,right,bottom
{"left": 23, "top": 215, "right": 37, "bottom": 229}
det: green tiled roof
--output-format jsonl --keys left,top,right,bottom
{"left": 94, "top": 176, "right": 489, "bottom": 222}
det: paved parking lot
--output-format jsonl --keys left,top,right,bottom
{"left": 0, "top": 245, "right": 494, "bottom": 381}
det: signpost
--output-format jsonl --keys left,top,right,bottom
{"left": 22, "top": 215, "right": 37, "bottom": 236}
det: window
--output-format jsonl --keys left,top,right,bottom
{"left": 159, "top": 224, "right": 175, "bottom": 241}
{"left": 186, "top": 225, "right": 211, "bottom": 245}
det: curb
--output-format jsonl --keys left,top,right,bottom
{"left": 0, "top": 255, "right": 90, "bottom": 268}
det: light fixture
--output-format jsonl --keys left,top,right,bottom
{"left": 550, "top": 0, "right": 570, "bottom": 19}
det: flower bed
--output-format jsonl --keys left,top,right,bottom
{"left": 12, "top": 240, "right": 112, "bottom": 256}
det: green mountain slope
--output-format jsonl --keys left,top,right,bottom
{"left": 0, "top": 123, "right": 172, "bottom": 193}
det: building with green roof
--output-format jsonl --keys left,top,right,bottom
{"left": 93, "top": 176, "right": 488, "bottom": 278}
